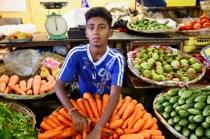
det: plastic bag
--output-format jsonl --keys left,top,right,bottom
{"left": 3, "top": 49, "right": 43, "bottom": 76}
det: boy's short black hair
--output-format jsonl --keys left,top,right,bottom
{"left": 85, "top": 7, "right": 112, "bottom": 28}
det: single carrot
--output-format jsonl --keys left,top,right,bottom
{"left": 32, "top": 75, "right": 41, "bottom": 95}
{"left": 83, "top": 98, "right": 94, "bottom": 118}
{"left": 14, "top": 84, "right": 20, "bottom": 94}
{"left": 75, "top": 134, "right": 82, "bottom": 139}
{"left": 46, "top": 81, "right": 56, "bottom": 91}
{"left": 95, "top": 92, "right": 101, "bottom": 99}
{"left": 121, "top": 102, "right": 136, "bottom": 121}
{"left": 77, "top": 98, "right": 88, "bottom": 116}
{"left": 40, "top": 120, "right": 54, "bottom": 131}
{"left": 83, "top": 92, "right": 92, "bottom": 99}
{"left": 133, "top": 118, "right": 144, "bottom": 132}
{"left": 56, "top": 127, "right": 76, "bottom": 138}
{"left": 113, "top": 133, "right": 119, "bottom": 139}
{"left": 102, "top": 93, "right": 110, "bottom": 113}
{"left": 46, "top": 75, "right": 56, "bottom": 82}
{"left": 109, "top": 119, "right": 123, "bottom": 129}
{"left": 109, "top": 113, "right": 120, "bottom": 123}
{"left": 131, "top": 99, "right": 138, "bottom": 105}
{"left": 95, "top": 98, "right": 102, "bottom": 116}
{"left": 41, "top": 79, "right": 47, "bottom": 85}
{"left": 58, "top": 107, "right": 72, "bottom": 121}
{"left": 26, "top": 77, "right": 33, "bottom": 91}
{"left": 45, "top": 125, "right": 65, "bottom": 133}
{"left": 141, "top": 118, "right": 154, "bottom": 130}
{"left": 102, "top": 128, "right": 113, "bottom": 138}
{"left": 57, "top": 114, "right": 73, "bottom": 127}
{"left": 153, "top": 117, "right": 158, "bottom": 123}
{"left": 135, "top": 103, "right": 145, "bottom": 111}
{"left": 70, "top": 99, "right": 87, "bottom": 117}
{"left": 8, "top": 75, "right": 19, "bottom": 87}
{"left": 49, "top": 114, "right": 63, "bottom": 126}
{"left": 26, "top": 89, "right": 32, "bottom": 95}
{"left": 142, "top": 113, "right": 152, "bottom": 122}
{"left": 151, "top": 135, "right": 165, "bottom": 139}
{"left": 138, "top": 132, "right": 151, "bottom": 138}
{"left": 9, "top": 84, "right": 26, "bottom": 95}
{"left": 38, "top": 129, "right": 62, "bottom": 139}
{"left": 19, "top": 80, "right": 27, "bottom": 92}
{"left": 52, "top": 110, "right": 60, "bottom": 116}
{"left": 3, "top": 86, "right": 12, "bottom": 94}
{"left": 115, "top": 128, "right": 124, "bottom": 135}
{"left": 138, "top": 130, "right": 162, "bottom": 136}
{"left": 122, "top": 117, "right": 129, "bottom": 129}
{"left": 88, "top": 97, "right": 100, "bottom": 118}
{"left": 82, "top": 127, "right": 87, "bottom": 139}
{"left": 150, "top": 123, "right": 159, "bottom": 130}
{"left": 128, "top": 109, "right": 144, "bottom": 129}
{"left": 0, "top": 82, "right": 6, "bottom": 92}
{"left": 44, "top": 116, "right": 60, "bottom": 128}
{"left": 0, "top": 74, "right": 9, "bottom": 84}
{"left": 119, "top": 134, "right": 144, "bottom": 139}
{"left": 39, "top": 82, "right": 47, "bottom": 94}
{"left": 117, "top": 101, "right": 130, "bottom": 117}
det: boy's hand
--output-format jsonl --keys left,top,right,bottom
{"left": 71, "top": 110, "right": 89, "bottom": 134}
{"left": 86, "top": 127, "right": 102, "bottom": 139}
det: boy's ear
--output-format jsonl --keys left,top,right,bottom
{"left": 108, "top": 28, "right": 113, "bottom": 38}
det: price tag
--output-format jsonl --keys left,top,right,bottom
{"left": 42, "top": 57, "right": 61, "bottom": 69}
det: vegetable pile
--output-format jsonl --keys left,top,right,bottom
{"left": 38, "top": 92, "right": 165, "bottom": 139}
{"left": 154, "top": 88, "right": 210, "bottom": 139}
{"left": 0, "top": 102, "right": 38, "bottom": 139}
{"left": 179, "top": 15, "right": 210, "bottom": 30}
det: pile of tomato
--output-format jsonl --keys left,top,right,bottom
{"left": 179, "top": 15, "right": 210, "bottom": 30}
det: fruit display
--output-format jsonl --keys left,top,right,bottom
{"left": 127, "top": 45, "right": 206, "bottom": 86}
{"left": 127, "top": 19, "right": 177, "bottom": 33}
{"left": 154, "top": 88, "right": 210, "bottom": 139}
{"left": 38, "top": 92, "right": 166, "bottom": 139}
{"left": 7, "top": 31, "right": 33, "bottom": 39}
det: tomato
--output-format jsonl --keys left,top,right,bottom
{"left": 193, "top": 22, "right": 202, "bottom": 30}
{"left": 184, "top": 22, "right": 193, "bottom": 30}
{"left": 190, "top": 20, "right": 197, "bottom": 26}
{"left": 179, "top": 24, "right": 185, "bottom": 30}
{"left": 203, "top": 22, "right": 210, "bottom": 28}
{"left": 200, "top": 15, "right": 209, "bottom": 21}
{"left": 200, "top": 18, "right": 209, "bottom": 25}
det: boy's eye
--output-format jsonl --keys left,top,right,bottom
{"left": 99, "top": 26, "right": 105, "bottom": 30}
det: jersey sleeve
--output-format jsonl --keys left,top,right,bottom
{"left": 111, "top": 55, "right": 125, "bottom": 87}
{"left": 57, "top": 48, "right": 78, "bottom": 83}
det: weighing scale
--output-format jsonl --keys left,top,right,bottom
{"left": 40, "top": 1, "right": 68, "bottom": 40}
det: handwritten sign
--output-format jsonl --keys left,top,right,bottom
{"left": 42, "top": 57, "right": 61, "bottom": 69}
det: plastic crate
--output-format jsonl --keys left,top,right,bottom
{"left": 165, "top": 0, "right": 196, "bottom": 7}
{"left": 183, "top": 36, "right": 210, "bottom": 53}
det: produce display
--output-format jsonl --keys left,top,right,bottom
{"left": 38, "top": 92, "right": 165, "bottom": 139}
{"left": 0, "top": 102, "right": 38, "bottom": 138}
{"left": 127, "top": 45, "right": 206, "bottom": 86}
{"left": 127, "top": 19, "right": 177, "bottom": 33}
{"left": 154, "top": 88, "right": 210, "bottom": 139}
{"left": 7, "top": 31, "right": 33, "bottom": 43}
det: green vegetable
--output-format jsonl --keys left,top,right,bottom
{"left": 167, "top": 88, "right": 180, "bottom": 96}
{"left": 181, "top": 90, "right": 193, "bottom": 98}
{"left": 194, "top": 95, "right": 207, "bottom": 102}
{"left": 194, "top": 102, "right": 206, "bottom": 110}
{"left": 182, "top": 126, "right": 191, "bottom": 138}
{"left": 195, "top": 126, "right": 204, "bottom": 137}
{"left": 203, "top": 105, "right": 210, "bottom": 117}
{"left": 0, "top": 103, "right": 38, "bottom": 139}
{"left": 206, "top": 128, "right": 210, "bottom": 138}
{"left": 187, "top": 108, "right": 202, "bottom": 115}
{"left": 193, "top": 115, "right": 205, "bottom": 123}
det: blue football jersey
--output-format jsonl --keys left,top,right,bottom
{"left": 58, "top": 44, "right": 125, "bottom": 96}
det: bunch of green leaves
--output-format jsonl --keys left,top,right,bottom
{"left": 0, "top": 102, "right": 38, "bottom": 139}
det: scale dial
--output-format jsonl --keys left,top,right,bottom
{"left": 45, "top": 15, "right": 68, "bottom": 36}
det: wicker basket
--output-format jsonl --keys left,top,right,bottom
{"left": 177, "top": 28, "right": 210, "bottom": 37}
{"left": 0, "top": 53, "right": 65, "bottom": 100}
{"left": 0, "top": 99, "right": 36, "bottom": 130}
{"left": 153, "top": 93, "right": 187, "bottom": 139}
{"left": 127, "top": 46, "right": 206, "bottom": 87}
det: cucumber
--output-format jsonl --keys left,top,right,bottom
{"left": 188, "top": 115, "right": 195, "bottom": 123}
{"left": 169, "top": 96, "right": 180, "bottom": 104}
{"left": 195, "top": 126, "right": 204, "bottom": 137}
{"left": 167, "top": 118, "right": 175, "bottom": 126}
{"left": 155, "top": 94, "right": 167, "bottom": 104}
{"left": 162, "top": 102, "right": 171, "bottom": 107}
{"left": 162, "top": 112, "right": 170, "bottom": 119}
{"left": 203, "top": 105, "right": 210, "bottom": 117}
{"left": 155, "top": 104, "right": 164, "bottom": 112}
{"left": 164, "top": 105, "right": 173, "bottom": 113}
{"left": 173, "top": 115, "right": 181, "bottom": 123}
{"left": 201, "top": 121, "right": 210, "bottom": 129}
{"left": 170, "top": 111, "right": 177, "bottom": 117}
{"left": 188, "top": 123, "right": 198, "bottom": 130}
{"left": 187, "top": 108, "right": 202, "bottom": 115}
{"left": 194, "top": 95, "right": 207, "bottom": 103}
{"left": 181, "top": 90, "right": 193, "bottom": 99}
{"left": 178, "top": 119, "right": 189, "bottom": 126}
{"left": 189, "top": 133, "right": 199, "bottom": 139}
{"left": 178, "top": 97, "right": 186, "bottom": 105}
{"left": 174, "top": 124, "right": 182, "bottom": 132}
{"left": 207, "top": 96, "right": 210, "bottom": 104}
{"left": 193, "top": 115, "right": 205, "bottom": 123}
{"left": 182, "top": 126, "right": 191, "bottom": 138}
{"left": 186, "top": 94, "right": 199, "bottom": 104}
{"left": 179, "top": 110, "right": 190, "bottom": 118}
{"left": 178, "top": 88, "right": 186, "bottom": 96}
{"left": 180, "top": 103, "right": 194, "bottom": 109}
{"left": 206, "top": 128, "right": 210, "bottom": 138}
{"left": 194, "top": 102, "right": 206, "bottom": 110}
{"left": 167, "top": 88, "right": 180, "bottom": 96}
{"left": 206, "top": 116, "right": 210, "bottom": 124}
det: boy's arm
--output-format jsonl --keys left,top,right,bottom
{"left": 86, "top": 85, "right": 121, "bottom": 139}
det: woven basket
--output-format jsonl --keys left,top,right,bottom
{"left": 127, "top": 46, "right": 206, "bottom": 87}
{"left": 177, "top": 27, "right": 210, "bottom": 37}
{"left": 153, "top": 93, "right": 187, "bottom": 139}
{"left": 0, "top": 99, "right": 36, "bottom": 130}
{"left": 0, "top": 53, "right": 65, "bottom": 100}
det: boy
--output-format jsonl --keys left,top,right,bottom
{"left": 55, "top": 7, "right": 125, "bottom": 139}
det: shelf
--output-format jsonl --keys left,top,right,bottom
{"left": 147, "top": 6, "right": 200, "bottom": 10}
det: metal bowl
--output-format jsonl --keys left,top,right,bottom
{"left": 8, "top": 37, "right": 33, "bottom": 43}
{"left": 40, "top": 1, "right": 68, "bottom": 9}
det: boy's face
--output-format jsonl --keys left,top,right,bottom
{"left": 85, "top": 17, "right": 113, "bottom": 47}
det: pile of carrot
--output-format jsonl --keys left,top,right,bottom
{"left": 0, "top": 74, "right": 56, "bottom": 95}
{"left": 38, "top": 92, "right": 165, "bottom": 139}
